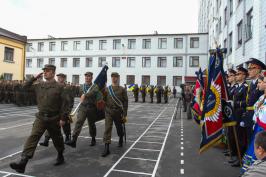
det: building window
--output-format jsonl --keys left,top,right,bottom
{"left": 26, "top": 59, "right": 32, "bottom": 68}
{"left": 142, "top": 39, "right": 151, "bottom": 49}
{"left": 60, "top": 58, "right": 67, "bottom": 67}
{"left": 173, "top": 56, "right": 183, "bottom": 67}
{"left": 158, "top": 38, "right": 167, "bottom": 49}
{"left": 73, "top": 41, "right": 81, "bottom": 51}
{"left": 112, "top": 57, "right": 120, "bottom": 67}
{"left": 229, "top": 0, "right": 233, "bottom": 17}
{"left": 4, "top": 47, "right": 14, "bottom": 62}
{"left": 173, "top": 76, "right": 182, "bottom": 86}
{"left": 61, "top": 41, "right": 68, "bottom": 51}
{"left": 229, "top": 32, "right": 233, "bottom": 54}
{"left": 3, "top": 73, "right": 13, "bottom": 80}
{"left": 98, "top": 57, "right": 106, "bottom": 67}
{"left": 49, "top": 58, "right": 55, "bottom": 65}
{"left": 142, "top": 57, "right": 151, "bottom": 68}
{"left": 26, "top": 43, "right": 32, "bottom": 52}
{"left": 237, "top": 20, "right": 243, "bottom": 46}
{"left": 218, "top": 17, "right": 222, "bottom": 33}
{"left": 157, "top": 57, "right": 167, "bottom": 67}
{"left": 38, "top": 42, "right": 44, "bottom": 52}
{"left": 157, "top": 76, "right": 166, "bottom": 86}
{"left": 37, "top": 58, "right": 44, "bottom": 68}
{"left": 126, "top": 75, "right": 135, "bottom": 85}
{"left": 72, "top": 75, "right": 79, "bottom": 85}
{"left": 73, "top": 58, "right": 80, "bottom": 67}
{"left": 142, "top": 75, "right": 150, "bottom": 85}
{"left": 99, "top": 40, "right": 107, "bottom": 50}
{"left": 224, "top": 7, "right": 227, "bottom": 26}
{"left": 246, "top": 9, "right": 253, "bottom": 40}
{"left": 174, "top": 38, "right": 183, "bottom": 49}
{"left": 86, "top": 40, "right": 93, "bottom": 50}
{"left": 190, "top": 37, "right": 199, "bottom": 48}
{"left": 224, "top": 38, "right": 227, "bottom": 49}
{"left": 86, "top": 57, "right": 93, "bottom": 67}
{"left": 113, "top": 39, "right": 121, "bottom": 50}
{"left": 127, "top": 57, "right": 135, "bottom": 68}
{"left": 189, "top": 56, "right": 199, "bottom": 67}
{"left": 49, "top": 42, "right": 56, "bottom": 51}
{"left": 128, "top": 39, "right": 136, "bottom": 49}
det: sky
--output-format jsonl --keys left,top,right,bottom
{"left": 0, "top": 0, "right": 199, "bottom": 39}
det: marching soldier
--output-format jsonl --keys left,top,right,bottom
{"left": 39, "top": 73, "right": 74, "bottom": 146}
{"left": 155, "top": 85, "right": 162, "bottom": 103}
{"left": 140, "top": 85, "right": 146, "bottom": 103}
{"left": 133, "top": 84, "right": 139, "bottom": 102}
{"left": 163, "top": 86, "right": 170, "bottom": 103}
{"left": 102, "top": 72, "right": 128, "bottom": 157}
{"left": 231, "top": 67, "right": 249, "bottom": 167}
{"left": 9, "top": 64, "right": 69, "bottom": 173}
{"left": 66, "top": 72, "right": 103, "bottom": 148}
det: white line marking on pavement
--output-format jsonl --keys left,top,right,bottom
{"left": 181, "top": 146, "right": 184, "bottom": 150}
{"left": 0, "top": 151, "right": 22, "bottom": 161}
{"left": 181, "top": 137, "right": 183, "bottom": 141}
{"left": 151, "top": 101, "right": 178, "bottom": 177}
{"left": 142, "top": 135, "right": 164, "bottom": 139}
{"left": 181, "top": 160, "right": 184, "bottom": 164}
{"left": 103, "top": 107, "right": 167, "bottom": 177}
{"left": 131, "top": 148, "right": 160, "bottom": 152}
{"left": 180, "top": 169, "right": 184, "bottom": 175}
{"left": 0, "top": 122, "right": 33, "bottom": 131}
{"left": 112, "top": 169, "right": 152, "bottom": 176}
{"left": 181, "top": 142, "right": 183, "bottom": 145}
{"left": 124, "top": 156, "right": 157, "bottom": 162}
{"left": 181, "top": 152, "right": 184, "bottom": 156}
{"left": 137, "top": 141, "right": 163, "bottom": 145}
{"left": 0, "top": 170, "right": 35, "bottom": 177}
{"left": 2, "top": 174, "right": 11, "bottom": 177}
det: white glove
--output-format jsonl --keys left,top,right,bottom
{"left": 240, "top": 121, "right": 245, "bottom": 127}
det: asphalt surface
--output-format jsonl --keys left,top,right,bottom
{"left": 0, "top": 96, "right": 241, "bottom": 177}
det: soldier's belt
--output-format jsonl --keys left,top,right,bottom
{"left": 39, "top": 112, "right": 59, "bottom": 117}
{"left": 246, "top": 106, "right": 254, "bottom": 111}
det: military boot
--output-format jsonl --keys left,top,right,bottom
{"left": 118, "top": 136, "right": 123, "bottom": 147}
{"left": 101, "top": 143, "right": 110, "bottom": 157}
{"left": 64, "top": 135, "right": 71, "bottom": 144}
{"left": 65, "top": 136, "right": 77, "bottom": 148}
{"left": 39, "top": 136, "right": 50, "bottom": 147}
{"left": 9, "top": 156, "right": 28, "bottom": 173}
{"left": 54, "top": 151, "right": 65, "bottom": 166}
{"left": 90, "top": 137, "right": 96, "bottom": 146}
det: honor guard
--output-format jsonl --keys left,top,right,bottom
{"left": 102, "top": 72, "right": 128, "bottom": 157}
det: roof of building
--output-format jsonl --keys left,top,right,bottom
{"left": 28, "top": 32, "right": 208, "bottom": 41}
{"left": 0, "top": 27, "right": 27, "bottom": 43}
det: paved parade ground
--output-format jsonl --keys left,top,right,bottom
{"left": 0, "top": 96, "right": 240, "bottom": 177}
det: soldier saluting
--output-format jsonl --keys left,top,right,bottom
{"left": 102, "top": 72, "right": 128, "bottom": 157}
{"left": 9, "top": 64, "right": 69, "bottom": 173}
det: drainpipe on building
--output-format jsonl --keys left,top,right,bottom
{"left": 184, "top": 35, "right": 188, "bottom": 84}
{"left": 242, "top": 0, "right": 246, "bottom": 58}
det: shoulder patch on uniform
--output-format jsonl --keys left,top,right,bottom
{"left": 244, "top": 83, "right": 248, "bottom": 87}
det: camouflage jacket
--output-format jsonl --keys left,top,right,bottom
{"left": 25, "top": 77, "right": 70, "bottom": 121}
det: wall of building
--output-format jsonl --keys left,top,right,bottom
{"left": 0, "top": 36, "right": 25, "bottom": 80}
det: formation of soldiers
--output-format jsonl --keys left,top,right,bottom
{"left": 9, "top": 64, "right": 128, "bottom": 174}
{"left": 132, "top": 84, "right": 176, "bottom": 103}
{"left": 0, "top": 79, "right": 80, "bottom": 106}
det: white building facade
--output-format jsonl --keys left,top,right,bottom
{"left": 198, "top": 0, "right": 266, "bottom": 69}
{"left": 25, "top": 33, "right": 208, "bottom": 87}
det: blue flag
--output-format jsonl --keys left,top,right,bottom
{"left": 94, "top": 65, "right": 108, "bottom": 90}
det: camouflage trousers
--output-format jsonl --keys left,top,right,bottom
{"left": 22, "top": 117, "right": 64, "bottom": 159}
{"left": 72, "top": 106, "right": 97, "bottom": 139}
{"left": 103, "top": 109, "right": 124, "bottom": 144}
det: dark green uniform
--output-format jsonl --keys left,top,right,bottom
{"left": 103, "top": 85, "right": 128, "bottom": 144}
{"left": 140, "top": 85, "right": 146, "bottom": 103}
{"left": 71, "top": 83, "right": 103, "bottom": 143}
{"left": 20, "top": 77, "right": 69, "bottom": 159}
{"left": 133, "top": 84, "right": 139, "bottom": 102}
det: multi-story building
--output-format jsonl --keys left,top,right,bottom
{"left": 0, "top": 28, "right": 27, "bottom": 80}
{"left": 25, "top": 33, "right": 208, "bottom": 87}
{"left": 198, "top": 0, "right": 266, "bottom": 69}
